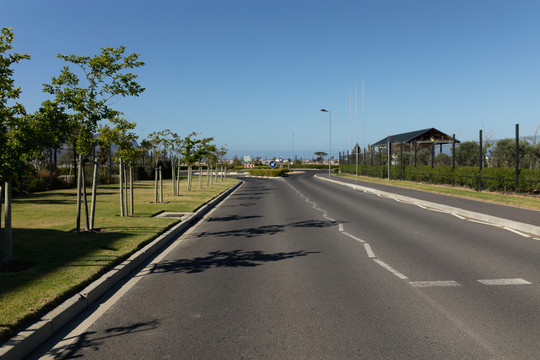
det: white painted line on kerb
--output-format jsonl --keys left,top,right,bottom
{"left": 503, "top": 227, "right": 531, "bottom": 238}
{"left": 342, "top": 231, "right": 366, "bottom": 243}
{"left": 410, "top": 281, "right": 461, "bottom": 288}
{"left": 373, "top": 259, "right": 409, "bottom": 280}
{"left": 477, "top": 278, "right": 532, "bottom": 286}
{"left": 338, "top": 223, "right": 344, "bottom": 232}
{"left": 363, "top": 243, "right": 376, "bottom": 258}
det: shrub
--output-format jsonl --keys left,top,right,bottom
{"left": 248, "top": 169, "right": 290, "bottom": 177}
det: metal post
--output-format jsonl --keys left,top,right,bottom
{"left": 400, "top": 143, "right": 403, "bottom": 180}
{"left": 355, "top": 144, "right": 359, "bottom": 183}
{"left": 479, "top": 130, "right": 483, "bottom": 192}
{"left": 321, "top": 109, "right": 332, "bottom": 178}
{"left": 452, "top": 134, "right": 456, "bottom": 186}
{"left": 414, "top": 141, "right": 417, "bottom": 167}
{"left": 387, "top": 139, "right": 391, "bottom": 181}
{"left": 515, "top": 124, "right": 519, "bottom": 194}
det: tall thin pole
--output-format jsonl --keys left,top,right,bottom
{"left": 292, "top": 132, "right": 294, "bottom": 165}
{"left": 355, "top": 85, "right": 358, "bottom": 183}
{"left": 362, "top": 79, "right": 365, "bottom": 153}
{"left": 349, "top": 89, "right": 352, "bottom": 152}
{"left": 321, "top": 109, "right": 332, "bottom": 178}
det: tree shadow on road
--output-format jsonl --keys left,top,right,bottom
{"left": 150, "top": 249, "right": 320, "bottom": 274}
{"left": 207, "top": 215, "right": 262, "bottom": 222}
{"left": 197, "top": 219, "right": 341, "bottom": 238}
{"left": 45, "top": 319, "right": 161, "bottom": 359}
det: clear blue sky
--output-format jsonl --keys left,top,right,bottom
{"left": 3, "top": 0, "right": 540, "bottom": 159}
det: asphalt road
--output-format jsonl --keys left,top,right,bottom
{"left": 31, "top": 171, "right": 540, "bottom": 359}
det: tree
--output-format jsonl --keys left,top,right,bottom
{"left": 182, "top": 132, "right": 200, "bottom": 191}
{"left": 147, "top": 130, "right": 168, "bottom": 203}
{"left": 43, "top": 46, "right": 145, "bottom": 232}
{"left": 99, "top": 118, "right": 138, "bottom": 217}
{"left": 455, "top": 141, "right": 481, "bottom": 167}
{"left": 314, "top": 152, "right": 327, "bottom": 162}
{"left": 34, "top": 101, "right": 71, "bottom": 187}
{"left": 194, "top": 137, "right": 214, "bottom": 189}
{"left": 0, "top": 28, "right": 31, "bottom": 266}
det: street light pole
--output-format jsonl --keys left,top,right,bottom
{"left": 321, "top": 109, "right": 331, "bottom": 178}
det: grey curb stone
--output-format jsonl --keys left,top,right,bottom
{"left": 0, "top": 181, "right": 242, "bottom": 360}
{"left": 315, "top": 175, "right": 540, "bottom": 237}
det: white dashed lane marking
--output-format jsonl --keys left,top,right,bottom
{"left": 285, "top": 178, "right": 536, "bottom": 289}
{"left": 477, "top": 278, "right": 532, "bottom": 286}
{"left": 410, "top": 281, "right": 461, "bottom": 288}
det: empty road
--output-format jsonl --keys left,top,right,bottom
{"left": 33, "top": 171, "right": 540, "bottom": 359}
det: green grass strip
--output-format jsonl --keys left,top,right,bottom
{"left": 0, "top": 177, "right": 238, "bottom": 343}
{"left": 336, "top": 173, "right": 540, "bottom": 211}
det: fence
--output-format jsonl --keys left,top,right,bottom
{"left": 338, "top": 124, "right": 540, "bottom": 194}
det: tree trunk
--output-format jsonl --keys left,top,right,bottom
{"left": 207, "top": 165, "right": 210, "bottom": 186}
{"left": 49, "top": 148, "right": 53, "bottom": 187}
{"left": 120, "top": 159, "right": 125, "bottom": 216}
{"left": 159, "top": 166, "right": 163, "bottom": 203}
{"left": 90, "top": 161, "right": 98, "bottom": 230}
{"left": 4, "top": 179, "right": 12, "bottom": 264}
{"left": 172, "top": 160, "right": 176, "bottom": 196}
{"left": 108, "top": 144, "right": 112, "bottom": 184}
{"left": 176, "top": 159, "right": 180, "bottom": 196}
{"left": 130, "top": 165, "right": 134, "bottom": 215}
{"left": 187, "top": 164, "right": 192, "bottom": 191}
{"left": 76, "top": 154, "right": 83, "bottom": 232}
{"left": 82, "top": 162, "right": 90, "bottom": 231}
{"left": 154, "top": 166, "right": 158, "bottom": 203}
{"left": 0, "top": 182, "right": 2, "bottom": 265}
{"left": 124, "top": 165, "right": 128, "bottom": 215}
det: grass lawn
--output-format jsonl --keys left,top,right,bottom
{"left": 0, "top": 176, "right": 238, "bottom": 343}
{"left": 336, "top": 173, "right": 540, "bottom": 211}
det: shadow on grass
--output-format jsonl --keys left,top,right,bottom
{"left": 151, "top": 249, "right": 320, "bottom": 274}
{"left": 197, "top": 219, "right": 342, "bottom": 239}
{"left": 0, "top": 227, "right": 133, "bottom": 344}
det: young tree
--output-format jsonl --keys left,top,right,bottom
{"left": 455, "top": 141, "right": 481, "bottom": 167}
{"left": 43, "top": 46, "right": 145, "bottom": 232}
{"left": 99, "top": 117, "right": 138, "bottom": 217}
{"left": 182, "top": 132, "right": 200, "bottom": 191}
{"left": 314, "top": 151, "right": 327, "bottom": 163}
{"left": 0, "top": 28, "right": 31, "bottom": 266}
{"left": 147, "top": 130, "right": 168, "bottom": 203}
{"left": 194, "top": 137, "right": 214, "bottom": 189}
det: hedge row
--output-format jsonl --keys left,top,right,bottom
{"left": 248, "top": 169, "right": 290, "bottom": 177}
{"left": 340, "top": 165, "right": 540, "bottom": 194}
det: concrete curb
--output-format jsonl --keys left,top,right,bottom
{"left": 0, "top": 181, "right": 243, "bottom": 360}
{"left": 315, "top": 175, "right": 540, "bottom": 237}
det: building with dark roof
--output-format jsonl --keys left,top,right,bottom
{"left": 370, "top": 128, "right": 459, "bottom": 151}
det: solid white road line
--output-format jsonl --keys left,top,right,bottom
{"left": 373, "top": 259, "right": 409, "bottom": 280}
{"left": 452, "top": 213, "right": 466, "bottom": 220}
{"left": 503, "top": 227, "right": 531, "bottom": 238}
{"left": 338, "top": 223, "right": 344, "bottom": 232}
{"left": 409, "top": 281, "right": 461, "bottom": 288}
{"left": 342, "top": 231, "right": 366, "bottom": 243}
{"left": 477, "top": 278, "right": 532, "bottom": 286}
{"left": 363, "top": 243, "right": 376, "bottom": 258}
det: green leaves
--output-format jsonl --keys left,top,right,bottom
{"left": 43, "top": 46, "right": 145, "bottom": 155}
